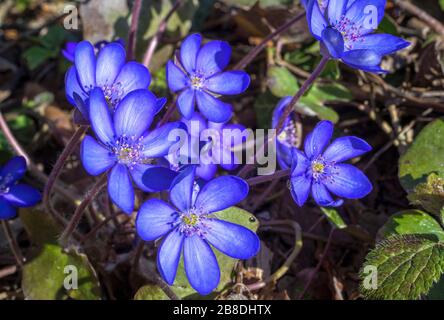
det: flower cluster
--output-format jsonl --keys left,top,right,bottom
{"left": 66, "top": 35, "right": 258, "bottom": 295}
{"left": 0, "top": 156, "right": 41, "bottom": 219}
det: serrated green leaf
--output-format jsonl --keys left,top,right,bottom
{"left": 399, "top": 119, "right": 444, "bottom": 193}
{"left": 378, "top": 209, "right": 444, "bottom": 241}
{"left": 360, "top": 235, "right": 444, "bottom": 300}
{"left": 170, "top": 206, "right": 259, "bottom": 299}
{"left": 320, "top": 207, "right": 347, "bottom": 229}
{"left": 427, "top": 274, "right": 444, "bottom": 299}
{"left": 267, "top": 66, "right": 299, "bottom": 98}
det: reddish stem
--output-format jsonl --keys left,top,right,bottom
{"left": 127, "top": 0, "right": 143, "bottom": 60}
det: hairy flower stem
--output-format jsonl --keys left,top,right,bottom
{"left": 143, "top": 0, "right": 185, "bottom": 67}
{"left": 233, "top": 11, "right": 305, "bottom": 70}
{"left": 276, "top": 55, "right": 330, "bottom": 134}
{"left": 59, "top": 175, "right": 107, "bottom": 246}
{"left": 43, "top": 126, "right": 88, "bottom": 222}
{"left": 1, "top": 220, "right": 24, "bottom": 267}
{"left": 247, "top": 169, "right": 290, "bottom": 186}
{"left": 127, "top": 0, "right": 143, "bottom": 60}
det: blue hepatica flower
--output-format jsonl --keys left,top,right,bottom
{"left": 272, "top": 97, "right": 299, "bottom": 170}
{"left": 80, "top": 87, "right": 183, "bottom": 214}
{"left": 181, "top": 112, "right": 249, "bottom": 175}
{"left": 290, "top": 120, "right": 372, "bottom": 207}
{"left": 65, "top": 41, "right": 165, "bottom": 121}
{"left": 62, "top": 39, "right": 126, "bottom": 63}
{"left": 0, "top": 156, "right": 41, "bottom": 219}
{"left": 141, "top": 112, "right": 249, "bottom": 190}
{"left": 136, "top": 166, "right": 260, "bottom": 295}
{"left": 305, "top": 0, "right": 410, "bottom": 73}
{"left": 167, "top": 33, "right": 250, "bottom": 123}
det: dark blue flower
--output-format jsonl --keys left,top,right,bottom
{"left": 136, "top": 166, "right": 260, "bottom": 295}
{"left": 80, "top": 88, "right": 183, "bottom": 214}
{"left": 0, "top": 156, "right": 41, "bottom": 219}
{"left": 272, "top": 97, "right": 299, "bottom": 170}
{"left": 166, "top": 34, "right": 250, "bottom": 123}
{"left": 65, "top": 41, "right": 165, "bottom": 121}
{"left": 304, "top": 0, "right": 410, "bottom": 73}
{"left": 290, "top": 120, "right": 372, "bottom": 207}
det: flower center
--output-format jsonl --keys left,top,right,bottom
{"left": 332, "top": 15, "right": 364, "bottom": 50}
{"left": 190, "top": 74, "right": 205, "bottom": 90}
{"left": 312, "top": 162, "right": 325, "bottom": 174}
{"left": 102, "top": 82, "right": 124, "bottom": 109}
{"left": 111, "top": 135, "right": 151, "bottom": 168}
{"left": 310, "top": 157, "right": 329, "bottom": 181}
{"left": 182, "top": 213, "right": 199, "bottom": 226}
{"left": 278, "top": 120, "right": 299, "bottom": 148}
{"left": 178, "top": 207, "right": 210, "bottom": 237}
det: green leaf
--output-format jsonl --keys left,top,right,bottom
{"left": 40, "top": 26, "right": 68, "bottom": 50}
{"left": 320, "top": 207, "right": 347, "bottom": 229}
{"left": 378, "top": 209, "right": 444, "bottom": 241}
{"left": 399, "top": 119, "right": 444, "bottom": 193}
{"left": 377, "top": 15, "right": 399, "bottom": 36}
{"left": 320, "top": 60, "right": 341, "bottom": 80}
{"left": 267, "top": 66, "right": 299, "bottom": 98}
{"left": 439, "top": 0, "right": 444, "bottom": 11}
{"left": 22, "top": 46, "right": 54, "bottom": 70}
{"left": 311, "top": 83, "right": 353, "bottom": 101}
{"left": 170, "top": 206, "right": 259, "bottom": 299}
{"left": 20, "top": 209, "right": 102, "bottom": 300}
{"left": 295, "top": 82, "right": 350, "bottom": 123}
{"left": 360, "top": 235, "right": 444, "bottom": 300}
{"left": 134, "top": 285, "right": 170, "bottom": 300}
{"left": 132, "top": 0, "right": 198, "bottom": 62}
{"left": 427, "top": 274, "right": 444, "bottom": 299}
{"left": 298, "top": 95, "right": 339, "bottom": 123}
{"left": 19, "top": 208, "right": 61, "bottom": 245}
{"left": 22, "top": 244, "right": 102, "bottom": 300}
{"left": 407, "top": 173, "right": 444, "bottom": 217}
